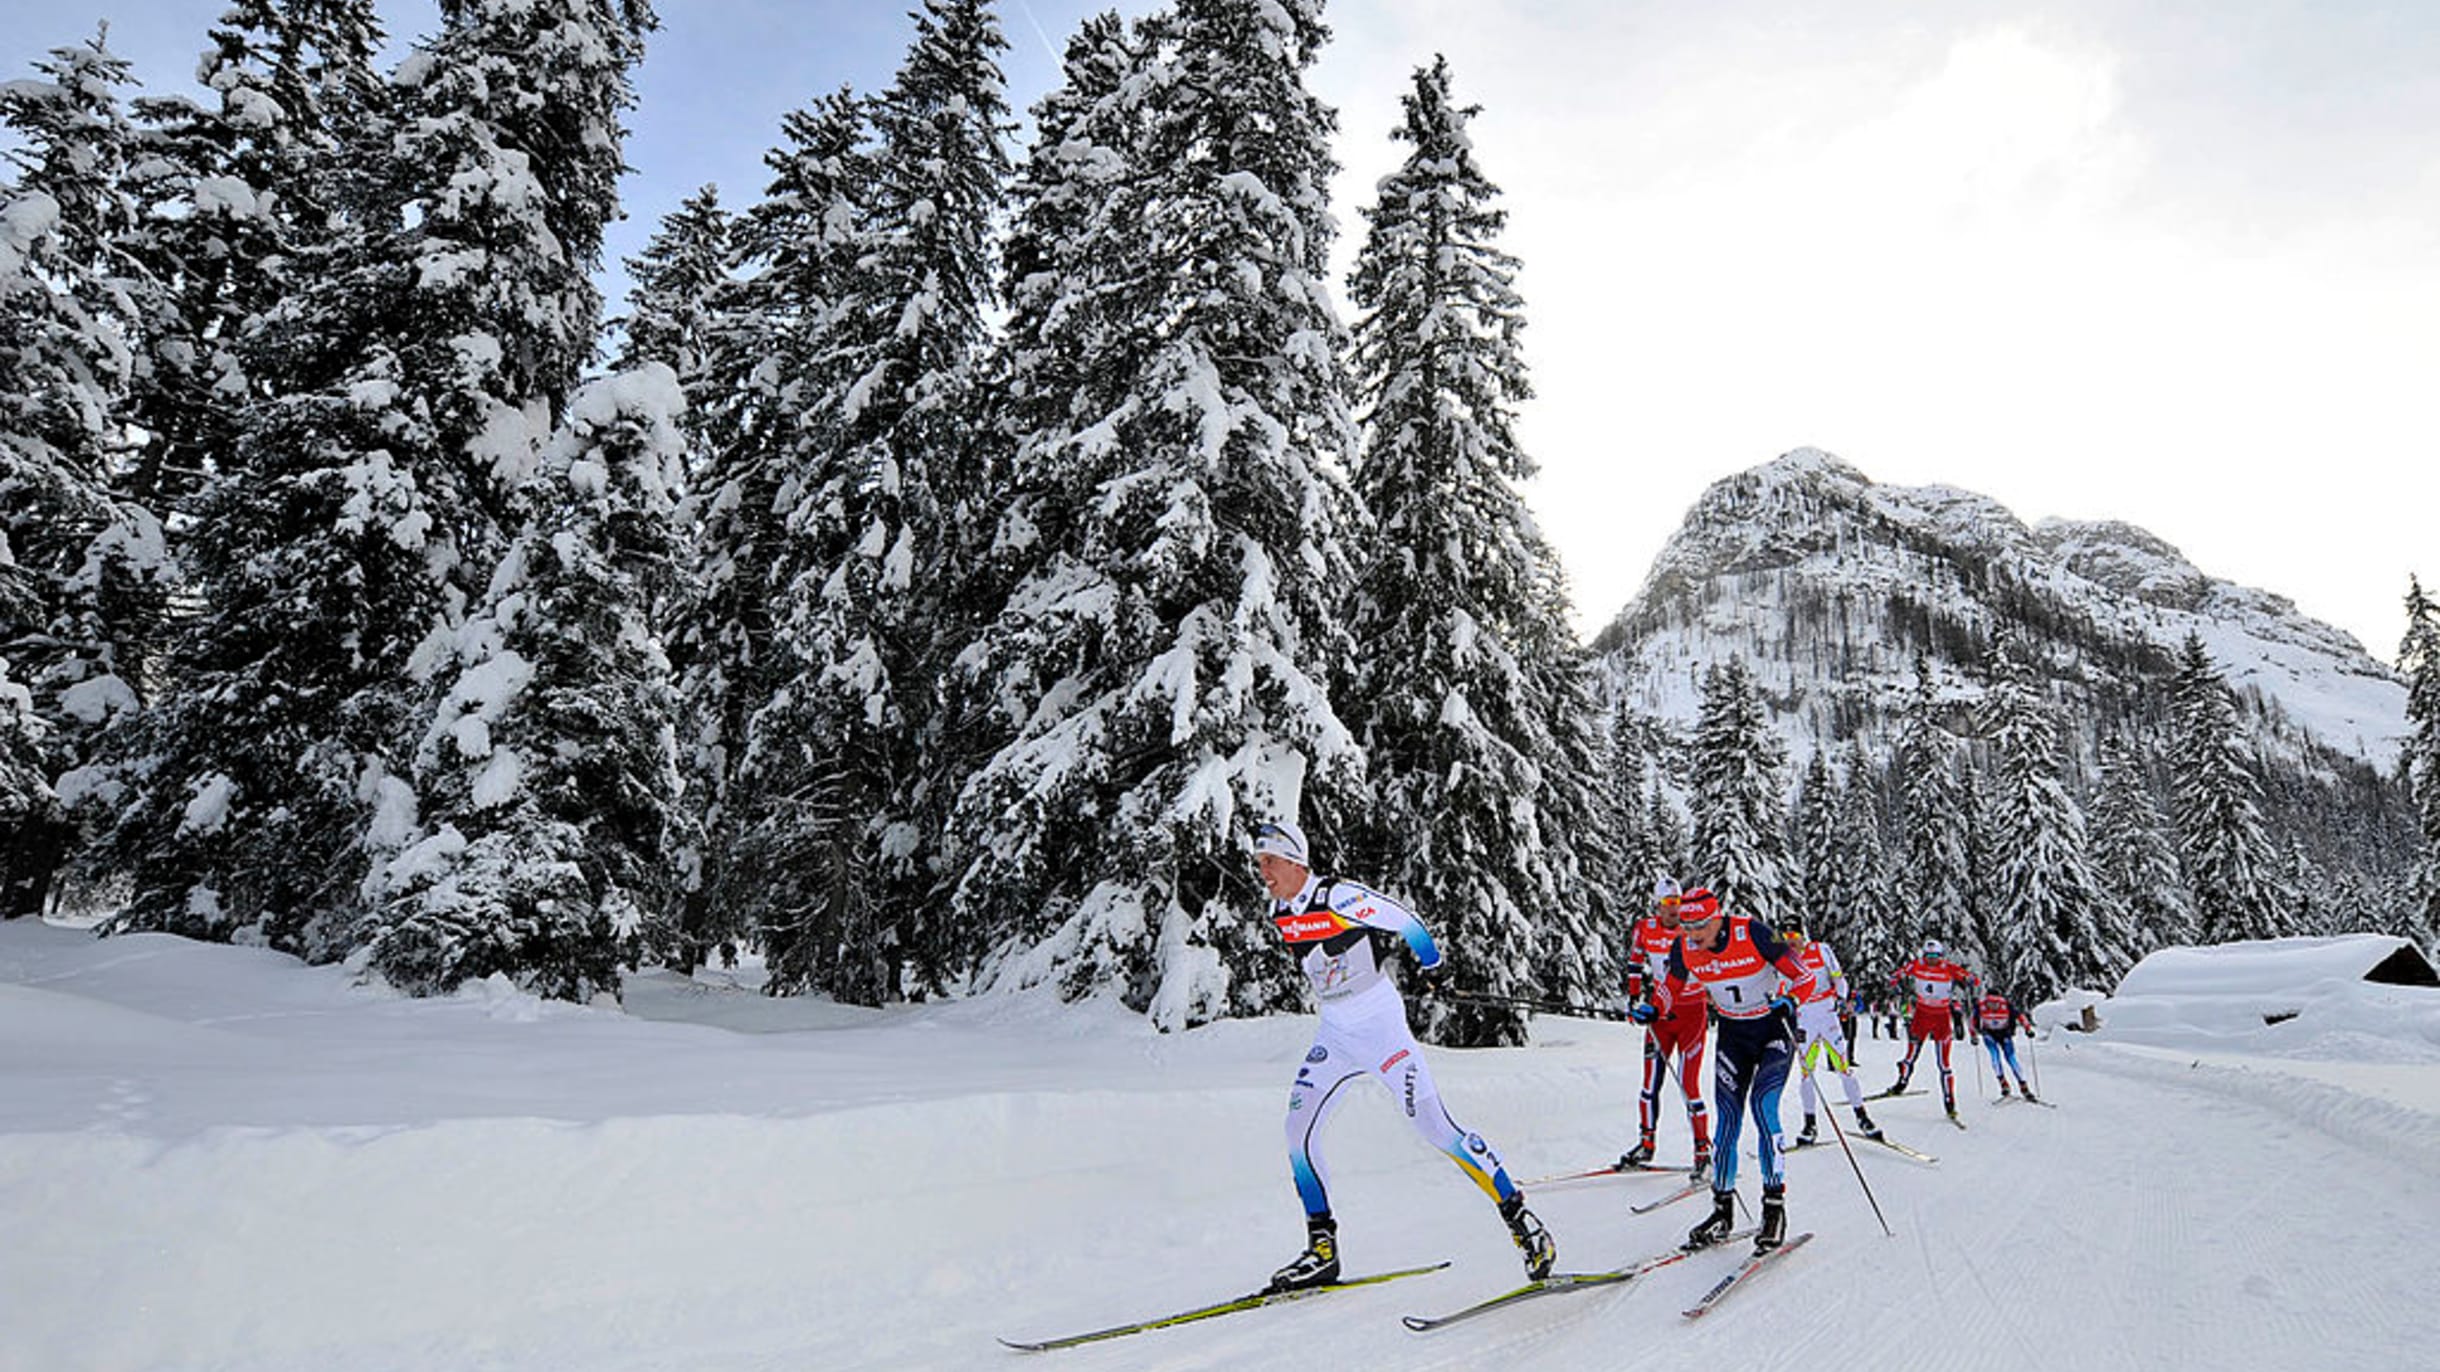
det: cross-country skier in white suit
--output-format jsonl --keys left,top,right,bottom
{"left": 1254, "top": 820, "right": 1556, "bottom": 1291}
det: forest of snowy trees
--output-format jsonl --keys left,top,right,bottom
{"left": 3, "top": 1, "right": 2436, "bottom": 1041}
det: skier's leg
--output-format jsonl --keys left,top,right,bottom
{"left": 1752, "top": 1029, "right": 1795, "bottom": 1190}
{"left": 1637, "top": 1027, "right": 1665, "bottom": 1139}
{"left": 1674, "top": 1014, "right": 1713, "bottom": 1152}
{"left": 1708, "top": 1034, "right": 1752, "bottom": 1195}
{"left": 1285, "top": 1038, "right": 1364, "bottom": 1219}
{"left": 1376, "top": 1026, "right": 1516, "bottom": 1203}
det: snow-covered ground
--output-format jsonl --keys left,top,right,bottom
{"left": 7, "top": 920, "right": 2439, "bottom": 1372}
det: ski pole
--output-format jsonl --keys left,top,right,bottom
{"left": 1422, "top": 986, "right": 1632, "bottom": 1023}
{"left": 2027, "top": 1028, "right": 2042, "bottom": 1098}
{"left": 1973, "top": 1025, "right": 1987, "bottom": 1101}
{"left": 1808, "top": 1061, "right": 1895, "bottom": 1238}
{"left": 1652, "top": 1021, "right": 1748, "bottom": 1222}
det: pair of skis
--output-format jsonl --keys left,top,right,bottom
{"left": 1403, "top": 1227, "right": 1815, "bottom": 1331}
{"left": 1003, "top": 1227, "right": 1817, "bottom": 1349}
{"left": 998, "top": 1262, "right": 1448, "bottom": 1351}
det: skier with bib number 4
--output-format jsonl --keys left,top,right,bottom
{"left": 1647, "top": 887, "right": 1817, "bottom": 1255}
{"left": 1254, "top": 821, "right": 1556, "bottom": 1292}
{"left": 1888, "top": 939, "right": 1975, "bottom": 1120}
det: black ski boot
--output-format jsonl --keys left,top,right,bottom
{"left": 1499, "top": 1192, "right": 1556, "bottom": 1281}
{"left": 1689, "top": 1142, "right": 1714, "bottom": 1179}
{"left": 1617, "top": 1136, "right": 1656, "bottom": 1170}
{"left": 1755, "top": 1186, "right": 1787, "bottom": 1253}
{"left": 1796, "top": 1113, "right": 1818, "bottom": 1146}
{"left": 1854, "top": 1106, "right": 1883, "bottom": 1141}
{"left": 1684, "top": 1189, "right": 1737, "bottom": 1250}
{"left": 1998, "top": 1079, "right": 2014, "bottom": 1100}
{"left": 2020, "top": 1084, "right": 2040, "bottom": 1104}
{"left": 1270, "top": 1215, "right": 1339, "bottom": 1291}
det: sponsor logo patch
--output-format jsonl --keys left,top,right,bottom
{"left": 1305, "top": 1045, "right": 1329, "bottom": 1064}
{"left": 1379, "top": 1049, "right": 1410, "bottom": 1073}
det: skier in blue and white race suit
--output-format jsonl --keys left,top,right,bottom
{"left": 1646, "top": 887, "right": 1817, "bottom": 1255}
{"left": 1254, "top": 821, "right": 1555, "bottom": 1291}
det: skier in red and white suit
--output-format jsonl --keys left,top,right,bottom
{"left": 1888, "top": 939, "right": 1977, "bottom": 1119}
{"left": 1619, "top": 876, "right": 1713, "bottom": 1173}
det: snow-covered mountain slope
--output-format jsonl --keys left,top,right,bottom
{"left": 1594, "top": 448, "right": 2409, "bottom": 775}
{"left": 8, "top": 918, "right": 2440, "bottom": 1371}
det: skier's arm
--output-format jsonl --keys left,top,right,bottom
{"left": 1331, "top": 883, "right": 1441, "bottom": 971}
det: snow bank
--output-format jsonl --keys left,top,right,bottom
{"left": 2087, "top": 935, "right": 2440, "bottom": 1049}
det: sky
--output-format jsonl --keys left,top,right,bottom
{"left": 26, "top": 0, "right": 2439, "bottom": 659}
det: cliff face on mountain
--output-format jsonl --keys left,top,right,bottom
{"left": 1593, "top": 449, "right": 2412, "bottom": 874}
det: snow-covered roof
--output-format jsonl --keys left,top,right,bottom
{"left": 2115, "top": 935, "right": 2435, "bottom": 999}
{"left": 2089, "top": 935, "right": 2440, "bottom": 1049}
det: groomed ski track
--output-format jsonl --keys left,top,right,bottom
{"left": 7, "top": 925, "right": 2438, "bottom": 1372}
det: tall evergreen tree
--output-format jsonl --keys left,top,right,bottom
{"left": 755, "top": 0, "right": 1012, "bottom": 1003}
{"left": 1648, "top": 774, "right": 1692, "bottom": 881}
{"left": 1824, "top": 741, "right": 1893, "bottom": 970}
{"left": 0, "top": 34, "right": 169, "bottom": 921}
{"left": 1978, "top": 627, "right": 2115, "bottom": 1001}
{"left": 357, "top": 0, "right": 662, "bottom": 991}
{"left": 2169, "top": 633, "right": 2282, "bottom": 942}
{"left": 2401, "top": 575, "right": 2440, "bottom": 953}
{"left": 953, "top": 0, "right": 1366, "bottom": 1030}
{"left": 1791, "top": 748, "right": 1840, "bottom": 927}
{"left": 1336, "top": 56, "right": 1606, "bottom": 1044}
{"left": 662, "top": 92, "right": 871, "bottom": 975}
{"left": 368, "top": 367, "right": 688, "bottom": 998}
{"left": 2088, "top": 728, "right": 2193, "bottom": 957}
{"left": 1890, "top": 655, "right": 1974, "bottom": 962}
{"left": 1687, "top": 658, "right": 1791, "bottom": 924}
{"left": 1602, "top": 704, "right": 1667, "bottom": 915}
{"left": 120, "top": 1, "right": 390, "bottom": 516}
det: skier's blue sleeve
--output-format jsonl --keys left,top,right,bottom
{"left": 1330, "top": 883, "right": 1440, "bottom": 969}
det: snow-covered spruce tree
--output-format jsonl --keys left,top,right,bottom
{"left": 1792, "top": 748, "right": 1840, "bottom": 930}
{"left": 0, "top": 35, "right": 168, "bottom": 920}
{"left": 1977, "top": 627, "right": 2115, "bottom": 1002}
{"left": 2402, "top": 575, "right": 2440, "bottom": 953}
{"left": 1687, "top": 658, "right": 1792, "bottom": 925}
{"left": 368, "top": 368, "right": 688, "bottom": 999}
{"left": 120, "top": 1, "right": 391, "bottom": 516}
{"left": 615, "top": 185, "right": 731, "bottom": 385}
{"left": 2168, "top": 632, "right": 2283, "bottom": 943}
{"left": 657, "top": 93, "right": 871, "bottom": 975}
{"left": 953, "top": 0, "right": 1366, "bottom": 1030}
{"left": 2088, "top": 728, "right": 2193, "bottom": 957}
{"left": 751, "top": 0, "right": 1012, "bottom": 1003}
{"left": 1648, "top": 773, "right": 1692, "bottom": 880}
{"left": 1956, "top": 756, "right": 2000, "bottom": 969}
{"left": 75, "top": 3, "right": 398, "bottom": 943}
{"left": 355, "top": 0, "right": 661, "bottom": 990}
{"left": 1825, "top": 741, "right": 1894, "bottom": 972}
{"left": 1889, "top": 654, "right": 1973, "bottom": 963}
{"left": 1339, "top": 55, "right": 1607, "bottom": 1044}
{"left": 1601, "top": 703, "right": 1667, "bottom": 917}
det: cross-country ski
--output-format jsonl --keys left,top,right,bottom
{"left": 1000, "top": 1262, "right": 1449, "bottom": 1351}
